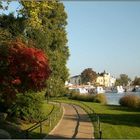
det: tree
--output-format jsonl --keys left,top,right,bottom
{"left": 19, "top": 1, "right": 54, "bottom": 30}
{"left": 46, "top": 76, "right": 67, "bottom": 97}
{"left": 0, "top": 14, "right": 25, "bottom": 39}
{"left": 19, "top": 1, "right": 69, "bottom": 96}
{"left": 133, "top": 77, "right": 140, "bottom": 86}
{"left": 115, "top": 74, "right": 131, "bottom": 86}
{"left": 81, "top": 68, "right": 97, "bottom": 84}
{"left": 0, "top": 39, "right": 51, "bottom": 108}
{"left": 0, "top": 0, "right": 69, "bottom": 98}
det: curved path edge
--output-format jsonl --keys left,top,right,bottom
{"left": 46, "top": 102, "right": 94, "bottom": 139}
{"left": 49, "top": 106, "right": 65, "bottom": 135}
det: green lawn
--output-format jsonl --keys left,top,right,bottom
{"left": 54, "top": 98, "right": 140, "bottom": 139}
{"left": 83, "top": 102, "right": 140, "bottom": 139}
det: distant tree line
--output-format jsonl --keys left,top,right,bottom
{"left": 132, "top": 77, "right": 140, "bottom": 86}
{"left": 115, "top": 74, "right": 131, "bottom": 86}
{"left": 80, "top": 68, "right": 140, "bottom": 87}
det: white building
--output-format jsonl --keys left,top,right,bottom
{"left": 96, "top": 71, "right": 116, "bottom": 87}
{"left": 68, "top": 71, "right": 116, "bottom": 88}
{"left": 68, "top": 85, "right": 95, "bottom": 94}
{"left": 69, "top": 75, "right": 81, "bottom": 85}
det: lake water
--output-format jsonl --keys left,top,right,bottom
{"left": 106, "top": 92, "right": 140, "bottom": 105}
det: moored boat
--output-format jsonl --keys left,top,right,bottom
{"left": 111, "top": 86, "right": 124, "bottom": 93}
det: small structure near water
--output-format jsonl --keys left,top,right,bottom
{"left": 67, "top": 84, "right": 105, "bottom": 95}
{"left": 111, "top": 86, "right": 124, "bottom": 93}
{"left": 96, "top": 86, "right": 105, "bottom": 94}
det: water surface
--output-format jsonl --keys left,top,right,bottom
{"left": 106, "top": 92, "right": 140, "bottom": 105}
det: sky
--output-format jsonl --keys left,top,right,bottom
{"left": 1, "top": 1, "right": 140, "bottom": 79}
{"left": 63, "top": 1, "right": 140, "bottom": 79}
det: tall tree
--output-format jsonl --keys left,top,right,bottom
{"left": 0, "top": 13, "right": 25, "bottom": 41}
{"left": 133, "top": 77, "right": 140, "bottom": 86}
{"left": 0, "top": 39, "right": 51, "bottom": 108}
{"left": 19, "top": 0, "right": 69, "bottom": 96}
{"left": 81, "top": 68, "right": 97, "bottom": 84}
{"left": 115, "top": 74, "right": 131, "bottom": 86}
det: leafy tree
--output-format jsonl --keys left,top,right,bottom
{"left": 19, "top": 1, "right": 54, "bottom": 30}
{"left": 0, "top": 39, "right": 51, "bottom": 109}
{"left": 81, "top": 68, "right": 97, "bottom": 84}
{"left": 115, "top": 74, "right": 131, "bottom": 86}
{"left": 19, "top": 1, "right": 69, "bottom": 96}
{"left": 0, "top": 28, "right": 12, "bottom": 44}
{"left": 0, "top": 0, "right": 69, "bottom": 98}
{"left": 0, "top": 14, "right": 25, "bottom": 39}
{"left": 46, "top": 76, "right": 67, "bottom": 97}
{"left": 133, "top": 77, "right": 140, "bottom": 86}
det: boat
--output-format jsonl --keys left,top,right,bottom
{"left": 132, "top": 86, "right": 140, "bottom": 92}
{"left": 117, "top": 86, "right": 124, "bottom": 93}
{"left": 96, "top": 86, "right": 105, "bottom": 94}
{"left": 112, "top": 86, "right": 124, "bottom": 93}
{"left": 69, "top": 87, "right": 89, "bottom": 94}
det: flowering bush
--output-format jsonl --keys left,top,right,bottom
{"left": 0, "top": 39, "right": 51, "bottom": 108}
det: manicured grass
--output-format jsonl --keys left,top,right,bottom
{"left": 54, "top": 98, "right": 140, "bottom": 139}
{"left": 83, "top": 102, "right": 140, "bottom": 139}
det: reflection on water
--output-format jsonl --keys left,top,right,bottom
{"left": 106, "top": 92, "right": 140, "bottom": 105}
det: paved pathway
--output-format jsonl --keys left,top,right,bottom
{"left": 48, "top": 103, "right": 94, "bottom": 139}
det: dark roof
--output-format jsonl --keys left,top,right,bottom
{"left": 70, "top": 75, "right": 81, "bottom": 79}
{"left": 98, "top": 71, "right": 109, "bottom": 76}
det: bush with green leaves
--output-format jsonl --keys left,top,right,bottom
{"left": 119, "top": 95, "right": 140, "bottom": 108}
{"left": 46, "top": 77, "right": 68, "bottom": 97}
{"left": 8, "top": 92, "right": 45, "bottom": 122}
{"left": 94, "top": 94, "right": 107, "bottom": 104}
{"left": 69, "top": 91, "right": 94, "bottom": 102}
{"left": 68, "top": 90, "right": 107, "bottom": 104}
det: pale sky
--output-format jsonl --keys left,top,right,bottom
{"left": 64, "top": 1, "right": 140, "bottom": 79}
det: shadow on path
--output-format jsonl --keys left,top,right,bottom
{"left": 47, "top": 103, "right": 93, "bottom": 139}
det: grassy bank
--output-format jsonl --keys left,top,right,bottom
{"left": 22, "top": 101, "right": 62, "bottom": 139}
{"left": 54, "top": 98, "right": 140, "bottom": 139}
{"left": 84, "top": 102, "right": 140, "bottom": 139}
{"left": 0, "top": 101, "right": 62, "bottom": 139}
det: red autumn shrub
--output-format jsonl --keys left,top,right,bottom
{"left": 0, "top": 39, "right": 51, "bottom": 107}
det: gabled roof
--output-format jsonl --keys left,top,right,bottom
{"left": 70, "top": 75, "right": 81, "bottom": 79}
